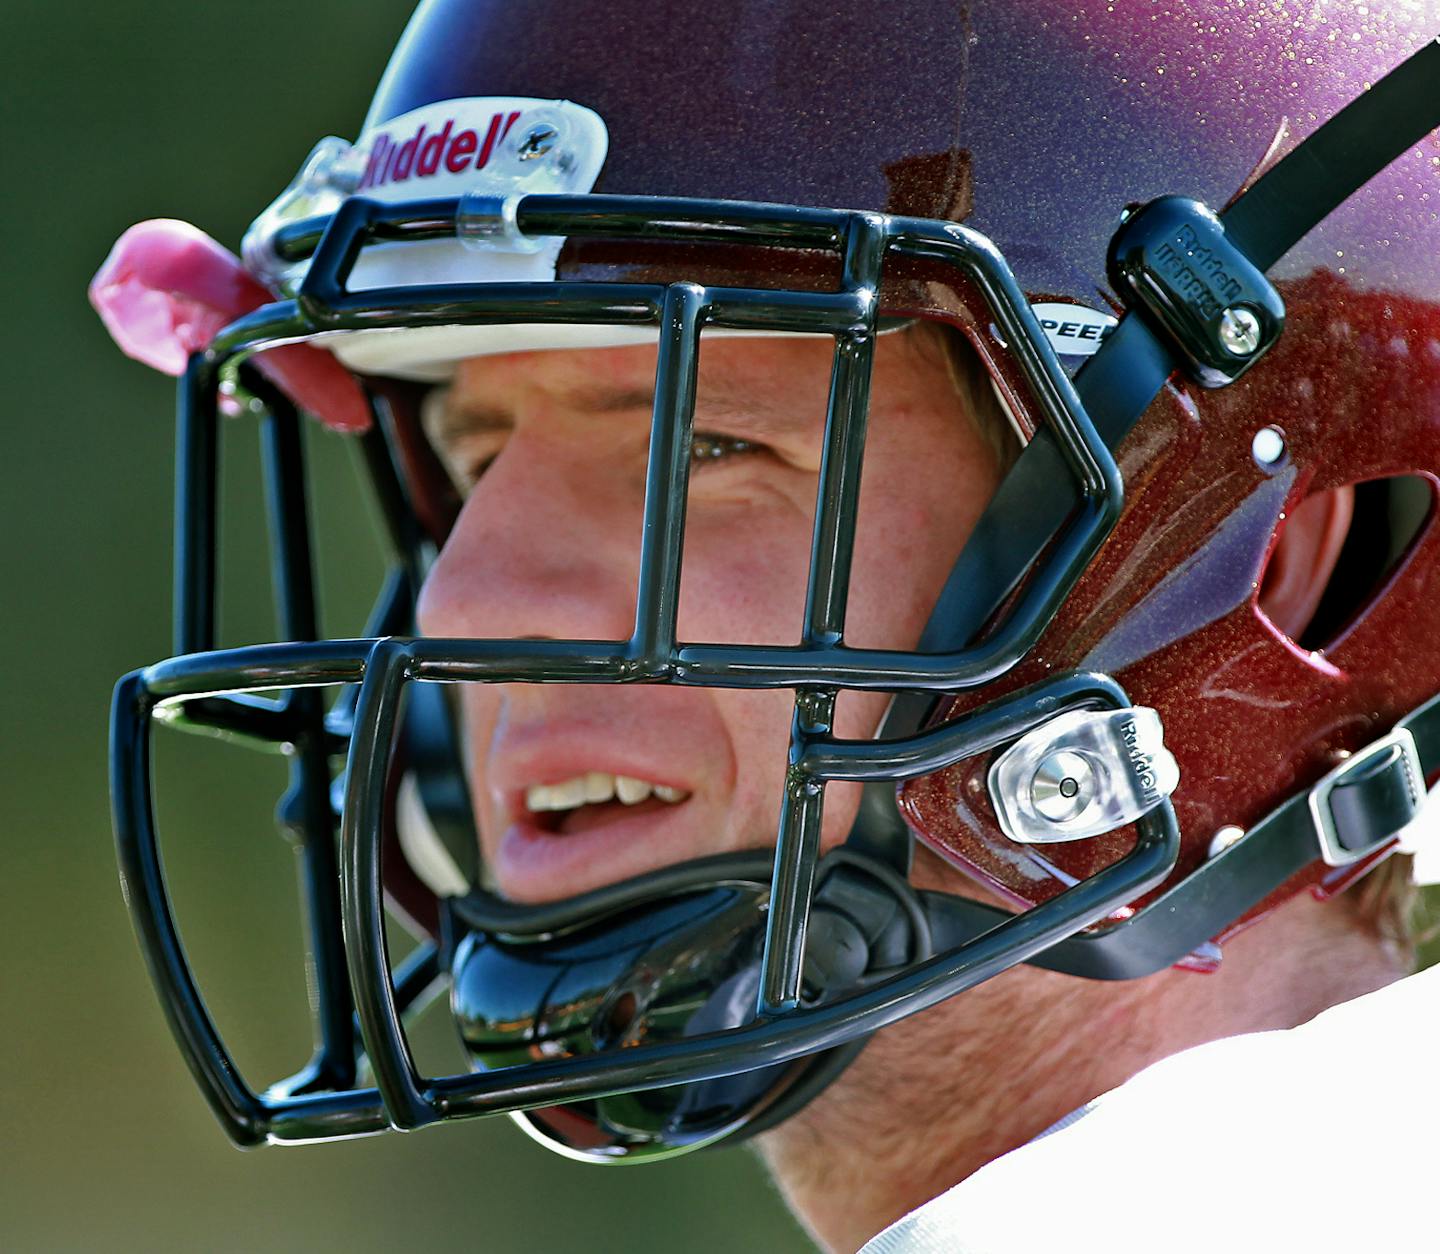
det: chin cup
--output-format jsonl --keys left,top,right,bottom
{"left": 446, "top": 851, "right": 928, "bottom": 1161}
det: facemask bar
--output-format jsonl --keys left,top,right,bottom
{"left": 111, "top": 194, "right": 1174, "bottom": 1147}
{"left": 117, "top": 657, "right": 1176, "bottom": 1143}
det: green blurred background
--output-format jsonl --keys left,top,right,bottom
{"left": 1, "top": 3, "right": 810, "bottom": 1250}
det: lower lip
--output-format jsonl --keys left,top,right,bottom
{"left": 492, "top": 800, "right": 700, "bottom": 902}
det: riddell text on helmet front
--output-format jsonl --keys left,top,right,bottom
{"left": 358, "top": 109, "right": 523, "bottom": 191}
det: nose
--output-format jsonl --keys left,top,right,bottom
{"left": 416, "top": 423, "right": 645, "bottom": 644}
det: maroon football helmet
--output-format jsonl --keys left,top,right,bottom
{"left": 96, "top": 0, "right": 1440, "bottom": 1159}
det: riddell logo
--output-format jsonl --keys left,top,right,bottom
{"left": 358, "top": 110, "right": 523, "bottom": 191}
{"left": 1118, "top": 717, "right": 1160, "bottom": 803}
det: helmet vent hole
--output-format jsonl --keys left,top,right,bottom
{"left": 1264, "top": 475, "right": 1434, "bottom": 652}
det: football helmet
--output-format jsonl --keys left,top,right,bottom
{"left": 94, "top": 0, "right": 1440, "bottom": 1160}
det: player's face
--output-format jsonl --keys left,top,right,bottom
{"left": 417, "top": 330, "right": 1001, "bottom": 902}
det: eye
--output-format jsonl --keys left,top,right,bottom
{"left": 437, "top": 437, "right": 508, "bottom": 495}
{"left": 420, "top": 384, "right": 510, "bottom": 495}
{"left": 461, "top": 451, "right": 501, "bottom": 486}
{"left": 690, "top": 433, "right": 759, "bottom": 465}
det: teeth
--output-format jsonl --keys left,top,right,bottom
{"left": 583, "top": 771, "right": 614, "bottom": 804}
{"left": 525, "top": 776, "right": 588, "bottom": 812}
{"left": 615, "top": 775, "right": 651, "bottom": 805}
{"left": 525, "top": 772, "right": 689, "bottom": 813}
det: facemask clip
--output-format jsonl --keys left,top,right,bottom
{"left": 1107, "top": 196, "right": 1284, "bottom": 388}
{"left": 989, "top": 707, "right": 1179, "bottom": 844}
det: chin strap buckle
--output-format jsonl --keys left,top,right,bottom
{"left": 1307, "top": 728, "right": 1424, "bottom": 869}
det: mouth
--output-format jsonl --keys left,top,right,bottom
{"left": 493, "top": 767, "right": 707, "bottom": 901}
{"left": 522, "top": 770, "right": 692, "bottom": 837}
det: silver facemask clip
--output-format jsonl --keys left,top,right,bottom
{"left": 988, "top": 707, "right": 1179, "bottom": 844}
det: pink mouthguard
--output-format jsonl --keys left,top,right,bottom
{"left": 90, "top": 219, "right": 371, "bottom": 432}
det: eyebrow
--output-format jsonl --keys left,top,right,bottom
{"left": 439, "top": 373, "right": 822, "bottom": 442}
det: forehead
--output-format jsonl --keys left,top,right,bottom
{"left": 445, "top": 327, "right": 948, "bottom": 418}
{"left": 449, "top": 334, "right": 836, "bottom": 400}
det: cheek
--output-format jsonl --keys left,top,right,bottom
{"left": 713, "top": 689, "right": 801, "bottom": 829}
{"left": 664, "top": 432, "right": 992, "bottom": 850}
{"left": 455, "top": 686, "right": 504, "bottom": 844}
{"left": 845, "top": 413, "right": 998, "bottom": 651}
{"left": 665, "top": 487, "right": 827, "bottom": 845}
{"left": 844, "top": 497, "right": 964, "bottom": 653}
{"left": 677, "top": 485, "right": 815, "bottom": 645}
{"left": 674, "top": 495, "right": 815, "bottom": 842}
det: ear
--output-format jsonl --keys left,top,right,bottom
{"left": 1258, "top": 485, "right": 1355, "bottom": 640}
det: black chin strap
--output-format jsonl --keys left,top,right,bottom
{"left": 846, "top": 35, "right": 1440, "bottom": 942}
{"left": 1220, "top": 37, "right": 1440, "bottom": 270}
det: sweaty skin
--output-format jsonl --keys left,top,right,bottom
{"left": 416, "top": 329, "right": 1402, "bottom": 1252}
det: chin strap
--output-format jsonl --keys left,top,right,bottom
{"left": 920, "top": 689, "right": 1440, "bottom": 980}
